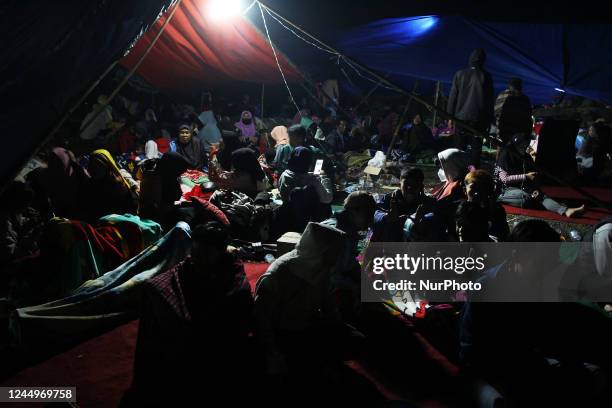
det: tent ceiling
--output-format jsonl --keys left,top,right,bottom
{"left": 120, "top": 0, "right": 301, "bottom": 93}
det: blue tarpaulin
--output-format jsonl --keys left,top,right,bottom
{"left": 337, "top": 16, "right": 612, "bottom": 104}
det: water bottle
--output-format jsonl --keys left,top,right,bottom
{"left": 264, "top": 254, "right": 276, "bottom": 263}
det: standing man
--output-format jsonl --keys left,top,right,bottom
{"left": 494, "top": 78, "right": 532, "bottom": 146}
{"left": 447, "top": 48, "right": 494, "bottom": 168}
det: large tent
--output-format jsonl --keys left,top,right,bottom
{"left": 0, "top": 0, "right": 301, "bottom": 188}
{"left": 2, "top": 0, "right": 612, "bottom": 188}
{"left": 337, "top": 16, "right": 612, "bottom": 104}
{"left": 120, "top": 0, "right": 300, "bottom": 93}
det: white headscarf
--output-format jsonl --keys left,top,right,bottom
{"left": 257, "top": 222, "right": 347, "bottom": 287}
{"left": 145, "top": 140, "right": 161, "bottom": 160}
{"left": 438, "top": 148, "right": 470, "bottom": 182}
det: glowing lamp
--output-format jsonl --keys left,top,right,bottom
{"left": 208, "top": 0, "right": 242, "bottom": 21}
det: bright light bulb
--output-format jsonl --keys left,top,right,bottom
{"left": 208, "top": 0, "right": 242, "bottom": 21}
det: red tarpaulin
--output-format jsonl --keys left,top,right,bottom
{"left": 120, "top": 0, "right": 301, "bottom": 92}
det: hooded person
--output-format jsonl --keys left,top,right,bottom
{"left": 278, "top": 146, "right": 333, "bottom": 204}
{"left": 175, "top": 123, "right": 206, "bottom": 170}
{"left": 197, "top": 110, "right": 222, "bottom": 153}
{"left": 235, "top": 111, "right": 257, "bottom": 140}
{"left": 85, "top": 149, "right": 139, "bottom": 221}
{"left": 270, "top": 125, "right": 292, "bottom": 174}
{"left": 447, "top": 49, "right": 495, "bottom": 167}
{"left": 254, "top": 222, "right": 350, "bottom": 376}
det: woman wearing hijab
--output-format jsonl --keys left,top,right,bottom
{"left": 377, "top": 111, "right": 399, "bottom": 149}
{"left": 144, "top": 140, "right": 161, "bottom": 160}
{"left": 139, "top": 152, "right": 190, "bottom": 225}
{"left": 279, "top": 147, "right": 333, "bottom": 204}
{"left": 495, "top": 133, "right": 584, "bottom": 218}
{"left": 235, "top": 111, "right": 257, "bottom": 141}
{"left": 175, "top": 124, "right": 206, "bottom": 170}
{"left": 401, "top": 113, "right": 434, "bottom": 154}
{"left": 432, "top": 148, "right": 470, "bottom": 239}
{"left": 36, "top": 147, "right": 90, "bottom": 220}
{"left": 209, "top": 148, "right": 269, "bottom": 197}
{"left": 86, "top": 149, "right": 139, "bottom": 221}
{"left": 135, "top": 140, "right": 162, "bottom": 182}
{"left": 197, "top": 110, "right": 222, "bottom": 153}
{"left": 270, "top": 125, "right": 292, "bottom": 174}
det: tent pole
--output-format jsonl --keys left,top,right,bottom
{"left": 78, "top": 0, "right": 183, "bottom": 136}
{"left": 385, "top": 81, "right": 419, "bottom": 157}
{"left": 5, "top": 0, "right": 184, "bottom": 192}
{"left": 354, "top": 78, "right": 385, "bottom": 111}
{"left": 261, "top": 83, "right": 265, "bottom": 118}
{"left": 298, "top": 78, "right": 352, "bottom": 120}
{"left": 256, "top": 1, "right": 491, "bottom": 140}
{"left": 432, "top": 81, "right": 441, "bottom": 128}
{"left": 256, "top": 0, "right": 612, "bottom": 211}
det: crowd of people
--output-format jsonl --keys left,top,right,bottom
{"left": 2, "top": 48, "right": 612, "bottom": 406}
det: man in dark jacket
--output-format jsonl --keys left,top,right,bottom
{"left": 494, "top": 78, "right": 533, "bottom": 145}
{"left": 447, "top": 48, "right": 494, "bottom": 168}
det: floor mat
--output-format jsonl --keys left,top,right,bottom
{"left": 0, "top": 262, "right": 457, "bottom": 407}
{"left": 503, "top": 204, "right": 612, "bottom": 225}
{"left": 540, "top": 186, "right": 612, "bottom": 203}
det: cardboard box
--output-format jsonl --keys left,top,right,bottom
{"left": 277, "top": 232, "right": 301, "bottom": 256}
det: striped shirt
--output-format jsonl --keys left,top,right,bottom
{"left": 494, "top": 165, "right": 526, "bottom": 188}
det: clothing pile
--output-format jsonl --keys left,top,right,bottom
{"left": 210, "top": 190, "right": 272, "bottom": 242}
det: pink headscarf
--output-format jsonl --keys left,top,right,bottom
{"left": 270, "top": 126, "right": 289, "bottom": 145}
{"left": 235, "top": 111, "right": 257, "bottom": 139}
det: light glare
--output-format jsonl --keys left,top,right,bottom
{"left": 209, "top": 0, "right": 241, "bottom": 21}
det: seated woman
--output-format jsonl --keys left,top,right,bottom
{"left": 279, "top": 147, "right": 333, "bottom": 204}
{"left": 463, "top": 170, "right": 510, "bottom": 241}
{"left": 174, "top": 124, "right": 206, "bottom": 170}
{"left": 130, "top": 221, "right": 254, "bottom": 405}
{"left": 216, "top": 131, "right": 245, "bottom": 171}
{"left": 270, "top": 125, "right": 292, "bottom": 175}
{"left": 86, "top": 149, "right": 139, "bottom": 221}
{"left": 434, "top": 119, "right": 456, "bottom": 152}
{"left": 32, "top": 147, "right": 90, "bottom": 220}
{"left": 209, "top": 147, "right": 269, "bottom": 197}
{"left": 235, "top": 110, "right": 257, "bottom": 142}
{"left": 401, "top": 113, "right": 434, "bottom": 154}
{"left": 495, "top": 133, "right": 584, "bottom": 218}
{"left": 432, "top": 148, "right": 470, "bottom": 238}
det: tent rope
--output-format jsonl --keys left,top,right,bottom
{"left": 258, "top": 2, "right": 302, "bottom": 118}
{"left": 78, "top": 0, "right": 184, "bottom": 136}
{"left": 260, "top": 3, "right": 396, "bottom": 91}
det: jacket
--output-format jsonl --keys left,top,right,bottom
{"left": 447, "top": 49, "right": 494, "bottom": 125}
